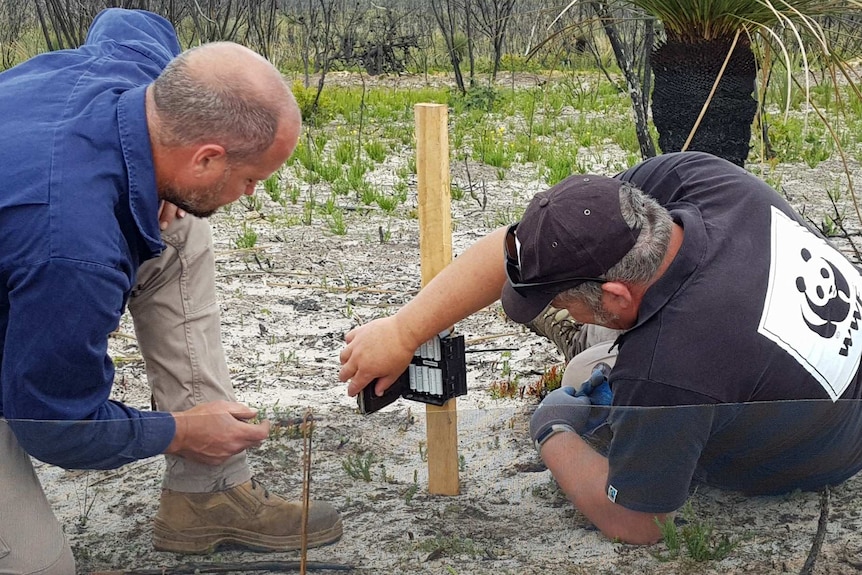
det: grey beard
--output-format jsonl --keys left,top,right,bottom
{"left": 158, "top": 187, "right": 218, "bottom": 219}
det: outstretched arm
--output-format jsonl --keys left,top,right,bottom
{"left": 339, "top": 226, "right": 508, "bottom": 397}
{"left": 541, "top": 432, "right": 669, "bottom": 544}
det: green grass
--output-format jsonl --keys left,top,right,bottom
{"left": 234, "top": 223, "right": 258, "bottom": 249}
{"left": 263, "top": 172, "right": 282, "bottom": 205}
{"left": 472, "top": 128, "right": 515, "bottom": 169}
{"left": 342, "top": 452, "right": 375, "bottom": 481}
{"left": 653, "top": 501, "right": 745, "bottom": 563}
{"left": 267, "top": 71, "right": 853, "bottom": 238}
{"left": 334, "top": 138, "right": 358, "bottom": 164}
{"left": 364, "top": 139, "right": 388, "bottom": 163}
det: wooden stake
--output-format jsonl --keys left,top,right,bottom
{"left": 414, "top": 103, "right": 459, "bottom": 495}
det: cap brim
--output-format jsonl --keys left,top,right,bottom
{"left": 500, "top": 282, "right": 555, "bottom": 325}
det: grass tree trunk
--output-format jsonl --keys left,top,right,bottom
{"left": 650, "top": 37, "right": 758, "bottom": 167}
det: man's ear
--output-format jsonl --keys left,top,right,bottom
{"left": 190, "top": 144, "right": 227, "bottom": 175}
{"left": 601, "top": 281, "right": 636, "bottom": 312}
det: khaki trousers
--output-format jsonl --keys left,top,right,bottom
{"left": 0, "top": 420, "right": 76, "bottom": 575}
{"left": 560, "top": 324, "right": 622, "bottom": 387}
{"left": 128, "top": 214, "right": 249, "bottom": 492}
{"left": 0, "top": 215, "right": 249, "bottom": 574}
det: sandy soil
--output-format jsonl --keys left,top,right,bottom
{"left": 31, "top": 76, "right": 862, "bottom": 574}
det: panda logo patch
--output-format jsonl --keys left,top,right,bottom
{"left": 796, "top": 248, "right": 856, "bottom": 342}
{"left": 758, "top": 207, "right": 862, "bottom": 400}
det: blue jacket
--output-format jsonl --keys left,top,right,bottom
{"left": 0, "top": 9, "right": 179, "bottom": 469}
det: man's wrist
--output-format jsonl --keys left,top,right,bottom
{"left": 164, "top": 412, "right": 187, "bottom": 455}
{"left": 392, "top": 309, "right": 426, "bottom": 352}
{"left": 534, "top": 423, "right": 576, "bottom": 452}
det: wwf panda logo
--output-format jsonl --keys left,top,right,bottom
{"left": 795, "top": 248, "right": 852, "bottom": 339}
{"left": 760, "top": 207, "right": 862, "bottom": 399}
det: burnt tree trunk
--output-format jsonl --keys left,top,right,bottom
{"left": 651, "top": 37, "right": 758, "bottom": 167}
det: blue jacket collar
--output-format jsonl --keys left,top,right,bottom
{"left": 117, "top": 84, "right": 163, "bottom": 259}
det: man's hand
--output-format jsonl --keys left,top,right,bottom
{"left": 530, "top": 363, "right": 613, "bottom": 450}
{"left": 338, "top": 315, "right": 419, "bottom": 397}
{"left": 158, "top": 200, "right": 186, "bottom": 231}
{"left": 529, "top": 386, "right": 592, "bottom": 450}
{"left": 573, "top": 362, "right": 612, "bottom": 404}
{"left": 573, "top": 362, "right": 612, "bottom": 433}
{"left": 164, "top": 400, "right": 270, "bottom": 465}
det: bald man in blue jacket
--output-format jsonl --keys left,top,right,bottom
{"left": 0, "top": 9, "right": 341, "bottom": 572}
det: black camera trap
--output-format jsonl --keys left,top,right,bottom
{"left": 357, "top": 332, "right": 467, "bottom": 415}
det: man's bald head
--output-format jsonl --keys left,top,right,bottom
{"left": 182, "top": 42, "right": 288, "bottom": 102}
{"left": 150, "top": 41, "right": 300, "bottom": 162}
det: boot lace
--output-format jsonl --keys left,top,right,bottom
{"left": 250, "top": 477, "right": 271, "bottom": 499}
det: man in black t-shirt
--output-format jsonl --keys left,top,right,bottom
{"left": 542, "top": 152, "right": 862, "bottom": 515}
{"left": 339, "top": 151, "right": 862, "bottom": 544}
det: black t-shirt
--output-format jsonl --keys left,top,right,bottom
{"left": 600, "top": 152, "right": 862, "bottom": 513}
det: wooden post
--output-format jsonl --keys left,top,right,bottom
{"left": 414, "top": 103, "right": 459, "bottom": 495}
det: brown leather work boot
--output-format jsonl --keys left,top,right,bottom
{"left": 526, "top": 305, "right": 583, "bottom": 363}
{"left": 152, "top": 478, "right": 343, "bottom": 554}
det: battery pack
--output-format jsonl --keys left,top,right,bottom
{"left": 358, "top": 333, "right": 467, "bottom": 415}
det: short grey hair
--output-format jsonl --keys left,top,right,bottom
{"left": 151, "top": 45, "right": 285, "bottom": 162}
{"left": 555, "top": 182, "right": 673, "bottom": 315}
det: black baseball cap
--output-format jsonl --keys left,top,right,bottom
{"left": 501, "top": 175, "right": 641, "bottom": 324}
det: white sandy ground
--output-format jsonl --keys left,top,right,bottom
{"left": 28, "top": 121, "right": 862, "bottom": 574}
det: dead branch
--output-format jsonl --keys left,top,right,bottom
{"left": 799, "top": 487, "right": 830, "bottom": 575}
{"left": 465, "top": 332, "right": 523, "bottom": 346}
{"left": 300, "top": 408, "right": 314, "bottom": 573}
